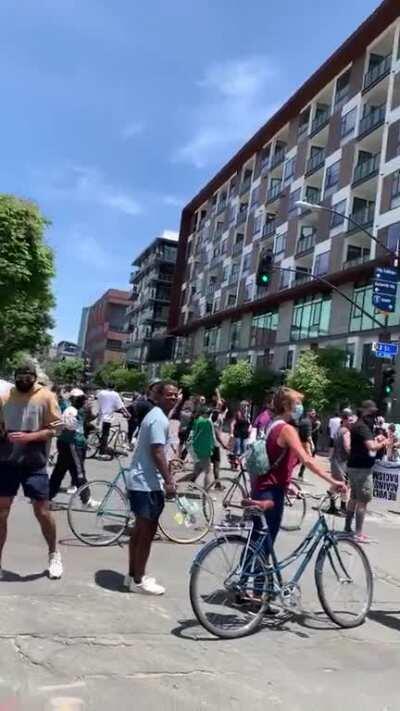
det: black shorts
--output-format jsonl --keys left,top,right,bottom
{"left": 128, "top": 490, "right": 165, "bottom": 522}
{"left": 0, "top": 464, "right": 49, "bottom": 501}
{"left": 211, "top": 446, "right": 220, "bottom": 464}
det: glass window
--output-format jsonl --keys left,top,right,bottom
{"left": 314, "top": 251, "right": 330, "bottom": 276}
{"left": 283, "top": 157, "right": 295, "bottom": 183}
{"left": 280, "top": 269, "right": 291, "bottom": 289}
{"left": 349, "top": 284, "right": 400, "bottom": 331}
{"left": 242, "top": 253, "right": 251, "bottom": 272}
{"left": 227, "top": 293, "right": 237, "bottom": 307}
{"left": 204, "top": 326, "right": 220, "bottom": 353}
{"left": 330, "top": 199, "right": 347, "bottom": 227}
{"left": 231, "top": 263, "right": 240, "bottom": 281}
{"left": 230, "top": 320, "right": 241, "bottom": 349}
{"left": 335, "top": 70, "right": 350, "bottom": 104}
{"left": 221, "top": 239, "right": 228, "bottom": 255}
{"left": 244, "top": 281, "right": 254, "bottom": 302}
{"left": 252, "top": 214, "right": 262, "bottom": 234}
{"left": 288, "top": 187, "right": 301, "bottom": 212}
{"left": 390, "top": 170, "right": 400, "bottom": 209}
{"left": 274, "top": 233, "right": 287, "bottom": 255}
{"left": 222, "top": 265, "right": 229, "bottom": 282}
{"left": 235, "top": 233, "right": 244, "bottom": 246}
{"left": 341, "top": 107, "right": 357, "bottom": 138}
{"left": 290, "top": 295, "right": 331, "bottom": 340}
{"left": 387, "top": 222, "right": 400, "bottom": 251}
{"left": 286, "top": 350, "right": 294, "bottom": 369}
{"left": 325, "top": 160, "right": 341, "bottom": 191}
{"left": 251, "top": 186, "right": 260, "bottom": 207}
{"left": 250, "top": 312, "right": 279, "bottom": 347}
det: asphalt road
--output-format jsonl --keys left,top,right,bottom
{"left": 1, "top": 455, "right": 400, "bottom": 710}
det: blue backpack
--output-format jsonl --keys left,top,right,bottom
{"left": 245, "top": 420, "right": 285, "bottom": 478}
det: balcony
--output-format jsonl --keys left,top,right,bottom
{"left": 240, "top": 177, "right": 252, "bottom": 195}
{"left": 363, "top": 54, "right": 392, "bottom": 93}
{"left": 343, "top": 253, "right": 371, "bottom": 270}
{"left": 306, "top": 150, "right": 325, "bottom": 176}
{"left": 347, "top": 204, "right": 375, "bottom": 232}
{"left": 352, "top": 153, "right": 380, "bottom": 186}
{"left": 293, "top": 271, "right": 313, "bottom": 286}
{"left": 263, "top": 218, "right": 277, "bottom": 238}
{"left": 310, "top": 110, "right": 330, "bottom": 137}
{"left": 261, "top": 155, "right": 270, "bottom": 175}
{"left": 358, "top": 105, "right": 385, "bottom": 138}
{"left": 304, "top": 186, "right": 321, "bottom": 206}
{"left": 216, "top": 199, "right": 227, "bottom": 215}
{"left": 232, "top": 240, "right": 244, "bottom": 256}
{"left": 266, "top": 182, "right": 282, "bottom": 204}
{"left": 270, "top": 149, "right": 286, "bottom": 170}
{"left": 295, "top": 232, "right": 316, "bottom": 256}
{"left": 236, "top": 210, "right": 248, "bottom": 227}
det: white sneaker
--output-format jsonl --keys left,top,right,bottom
{"left": 123, "top": 574, "right": 155, "bottom": 589}
{"left": 85, "top": 498, "right": 100, "bottom": 509}
{"left": 67, "top": 486, "right": 77, "bottom": 495}
{"left": 126, "top": 575, "right": 164, "bottom": 595}
{"left": 48, "top": 552, "right": 63, "bottom": 579}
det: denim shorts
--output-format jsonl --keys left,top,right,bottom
{"left": 0, "top": 463, "right": 49, "bottom": 501}
{"left": 347, "top": 467, "right": 373, "bottom": 503}
{"left": 128, "top": 490, "right": 165, "bottom": 522}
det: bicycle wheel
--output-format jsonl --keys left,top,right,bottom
{"left": 207, "top": 477, "right": 247, "bottom": 524}
{"left": 281, "top": 481, "right": 306, "bottom": 531}
{"left": 85, "top": 432, "right": 100, "bottom": 459}
{"left": 158, "top": 481, "right": 214, "bottom": 544}
{"left": 315, "top": 535, "right": 373, "bottom": 627}
{"left": 190, "top": 534, "right": 268, "bottom": 638}
{"left": 67, "top": 480, "right": 130, "bottom": 546}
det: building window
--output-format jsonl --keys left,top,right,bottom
{"left": 335, "top": 69, "right": 350, "bottom": 104}
{"left": 244, "top": 281, "right": 254, "bottom": 302}
{"left": 227, "top": 205, "right": 235, "bottom": 223}
{"left": 213, "top": 296, "right": 221, "bottom": 313}
{"left": 330, "top": 199, "right": 347, "bottom": 227}
{"left": 221, "top": 239, "right": 228, "bottom": 255}
{"left": 280, "top": 269, "right": 291, "bottom": 289}
{"left": 286, "top": 350, "right": 294, "bottom": 369}
{"left": 288, "top": 187, "right": 301, "bottom": 213}
{"left": 227, "top": 293, "right": 237, "bottom": 307}
{"left": 341, "top": 107, "right": 357, "bottom": 138}
{"left": 387, "top": 222, "right": 400, "bottom": 251}
{"left": 345, "top": 344, "right": 355, "bottom": 368}
{"left": 349, "top": 284, "right": 400, "bottom": 331}
{"left": 290, "top": 295, "right": 331, "bottom": 340}
{"left": 325, "top": 160, "right": 341, "bottom": 191}
{"left": 283, "top": 156, "right": 295, "bottom": 184}
{"left": 230, "top": 320, "right": 241, "bottom": 349}
{"left": 390, "top": 170, "right": 400, "bottom": 209}
{"left": 251, "top": 186, "right": 260, "bottom": 208}
{"left": 274, "top": 233, "right": 287, "bottom": 255}
{"left": 252, "top": 214, "right": 262, "bottom": 234}
{"left": 235, "top": 233, "right": 244, "bottom": 247}
{"left": 313, "top": 250, "right": 330, "bottom": 276}
{"left": 250, "top": 311, "right": 279, "bottom": 347}
{"left": 242, "top": 253, "right": 251, "bottom": 272}
{"left": 222, "top": 265, "right": 229, "bottom": 282}
{"left": 229, "top": 177, "right": 237, "bottom": 196}
{"left": 204, "top": 326, "right": 220, "bottom": 353}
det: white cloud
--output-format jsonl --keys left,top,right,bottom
{"left": 121, "top": 121, "right": 145, "bottom": 140}
{"left": 159, "top": 229, "right": 179, "bottom": 241}
{"left": 163, "top": 194, "right": 185, "bottom": 208}
{"left": 175, "top": 56, "right": 280, "bottom": 169}
{"left": 37, "top": 164, "right": 143, "bottom": 216}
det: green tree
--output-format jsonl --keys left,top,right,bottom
{"left": 159, "top": 361, "right": 190, "bottom": 385}
{"left": 0, "top": 196, "right": 55, "bottom": 369}
{"left": 181, "top": 356, "right": 220, "bottom": 399}
{"left": 49, "top": 358, "right": 85, "bottom": 386}
{"left": 286, "top": 351, "right": 329, "bottom": 412}
{"left": 219, "top": 361, "right": 254, "bottom": 401}
{"left": 316, "top": 347, "right": 373, "bottom": 411}
{"left": 93, "top": 362, "right": 147, "bottom": 392}
{"left": 93, "top": 362, "right": 122, "bottom": 387}
{"left": 248, "top": 368, "right": 280, "bottom": 406}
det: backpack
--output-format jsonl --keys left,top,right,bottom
{"left": 245, "top": 420, "right": 286, "bottom": 478}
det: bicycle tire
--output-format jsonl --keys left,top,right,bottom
{"left": 281, "top": 481, "right": 307, "bottom": 531}
{"left": 315, "top": 535, "right": 373, "bottom": 628}
{"left": 207, "top": 477, "right": 247, "bottom": 523}
{"left": 67, "top": 480, "right": 130, "bottom": 546}
{"left": 190, "top": 534, "right": 268, "bottom": 639}
{"left": 86, "top": 433, "right": 100, "bottom": 459}
{"left": 158, "top": 481, "right": 214, "bottom": 544}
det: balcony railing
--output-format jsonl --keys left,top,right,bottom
{"left": 270, "top": 149, "right": 286, "bottom": 169}
{"left": 263, "top": 219, "right": 277, "bottom": 238}
{"left": 358, "top": 105, "right": 385, "bottom": 138}
{"left": 306, "top": 150, "right": 325, "bottom": 175}
{"left": 363, "top": 53, "right": 392, "bottom": 92}
{"left": 240, "top": 177, "right": 252, "bottom": 195}
{"left": 294, "top": 272, "right": 313, "bottom": 286}
{"left": 310, "top": 110, "right": 330, "bottom": 136}
{"left": 261, "top": 156, "right": 270, "bottom": 175}
{"left": 304, "top": 187, "right": 321, "bottom": 205}
{"left": 216, "top": 200, "right": 227, "bottom": 214}
{"left": 232, "top": 241, "right": 244, "bottom": 256}
{"left": 266, "top": 182, "right": 282, "bottom": 203}
{"left": 348, "top": 204, "right": 375, "bottom": 231}
{"left": 236, "top": 210, "right": 248, "bottom": 226}
{"left": 352, "top": 153, "right": 380, "bottom": 185}
{"left": 295, "top": 232, "right": 316, "bottom": 256}
{"left": 343, "top": 253, "right": 371, "bottom": 269}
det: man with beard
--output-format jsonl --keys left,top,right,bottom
{"left": 0, "top": 359, "right": 63, "bottom": 579}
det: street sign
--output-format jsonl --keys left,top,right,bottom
{"left": 372, "top": 342, "right": 399, "bottom": 358}
{"left": 373, "top": 266, "right": 399, "bottom": 313}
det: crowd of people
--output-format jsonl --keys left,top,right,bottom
{"left": 0, "top": 357, "right": 399, "bottom": 593}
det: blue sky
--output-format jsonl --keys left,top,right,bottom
{"left": 0, "top": 0, "right": 379, "bottom": 343}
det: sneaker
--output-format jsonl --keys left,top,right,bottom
{"left": 128, "top": 576, "right": 165, "bottom": 595}
{"left": 48, "top": 552, "right": 63, "bottom": 579}
{"left": 123, "top": 574, "right": 155, "bottom": 589}
{"left": 67, "top": 486, "right": 77, "bottom": 495}
{"left": 84, "top": 498, "right": 100, "bottom": 509}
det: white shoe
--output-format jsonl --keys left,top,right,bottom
{"left": 125, "top": 575, "right": 164, "bottom": 595}
{"left": 48, "top": 552, "right": 63, "bottom": 579}
{"left": 123, "top": 574, "right": 155, "bottom": 589}
{"left": 67, "top": 486, "right": 77, "bottom": 495}
{"left": 85, "top": 498, "right": 100, "bottom": 509}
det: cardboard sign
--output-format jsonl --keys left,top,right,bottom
{"left": 373, "top": 460, "right": 400, "bottom": 503}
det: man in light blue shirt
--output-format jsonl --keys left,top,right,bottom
{"left": 124, "top": 381, "right": 178, "bottom": 596}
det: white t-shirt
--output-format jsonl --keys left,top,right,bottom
{"left": 328, "top": 416, "right": 341, "bottom": 440}
{"left": 127, "top": 406, "right": 169, "bottom": 492}
{"left": 0, "top": 380, "right": 12, "bottom": 398}
{"left": 97, "top": 389, "right": 124, "bottom": 424}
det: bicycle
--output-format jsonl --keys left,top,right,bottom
{"left": 206, "top": 458, "right": 307, "bottom": 532}
{"left": 67, "top": 459, "right": 214, "bottom": 546}
{"left": 189, "top": 494, "right": 373, "bottom": 639}
{"left": 86, "top": 422, "right": 130, "bottom": 460}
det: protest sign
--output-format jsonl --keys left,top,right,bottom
{"left": 373, "top": 460, "right": 400, "bottom": 504}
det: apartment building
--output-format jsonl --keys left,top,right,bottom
{"left": 170, "top": 0, "right": 400, "bottom": 408}
{"left": 124, "top": 232, "right": 178, "bottom": 369}
{"left": 83, "top": 289, "right": 130, "bottom": 368}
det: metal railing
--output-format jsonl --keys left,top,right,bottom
{"left": 295, "top": 232, "right": 316, "bottom": 256}
{"left": 266, "top": 182, "right": 282, "bottom": 202}
{"left": 310, "top": 110, "right": 330, "bottom": 135}
{"left": 348, "top": 204, "right": 375, "bottom": 230}
{"left": 352, "top": 153, "right": 380, "bottom": 184}
{"left": 358, "top": 105, "right": 385, "bottom": 137}
{"left": 263, "top": 219, "right": 277, "bottom": 238}
{"left": 270, "top": 149, "right": 286, "bottom": 169}
{"left": 363, "top": 53, "right": 392, "bottom": 91}
{"left": 306, "top": 150, "right": 325, "bottom": 174}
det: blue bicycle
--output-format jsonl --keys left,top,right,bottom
{"left": 189, "top": 497, "right": 373, "bottom": 638}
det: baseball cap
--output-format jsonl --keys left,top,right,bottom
{"left": 70, "top": 388, "right": 85, "bottom": 397}
{"left": 149, "top": 378, "right": 162, "bottom": 389}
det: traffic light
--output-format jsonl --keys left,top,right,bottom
{"left": 382, "top": 366, "right": 396, "bottom": 397}
{"left": 256, "top": 249, "right": 273, "bottom": 287}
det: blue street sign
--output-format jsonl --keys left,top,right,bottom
{"left": 373, "top": 280, "right": 398, "bottom": 295}
{"left": 372, "top": 292, "right": 396, "bottom": 312}
{"left": 375, "top": 267, "right": 398, "bottom": 283}
{"left": 373, "top": 342, "right": 399, "bottom": 358}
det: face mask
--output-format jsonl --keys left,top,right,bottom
{"left": 292, "top": 403, "right": 304, "bottom": 423}
{"left": 15, "top": 376, "right": 35, "bottom": 393}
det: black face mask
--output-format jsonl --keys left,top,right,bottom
{"left": 15, "top": 376, "right": 35, "bottom": 393}
{"left": 363, "top": 413, "right": 377, "bottom": 428}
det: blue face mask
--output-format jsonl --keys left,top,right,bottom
{"left": 292, "top": 403, "right": 304, "bottom": 423}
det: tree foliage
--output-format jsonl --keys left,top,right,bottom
{"left": 159, "top": 361, "right": 190, "bottom": 385}
{"left": 181, "top": 356, "right": 220, "bottom": 399}
{"left": 315, "top": 347, "right": 373, "bottom": 411}
{"left": 286, "top": 351, "right": 329, "bottom": 412}
{"left": 93, "top": 362, "right": 147, "bottom": 392}
{"left": 0, "top": 196, "right": 55, "bottom": 369}
{"left": 49, "top": 358, "right": 85, "bottom": 386}
{"left": 219, "top": 361, "right": 254, "bottom": 401}
{"left": 247, "top": 368, "right": 280, "bottom": 406}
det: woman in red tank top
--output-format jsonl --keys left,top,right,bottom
{"left": 245, "top": 387, "right": 346, "bottom": 547}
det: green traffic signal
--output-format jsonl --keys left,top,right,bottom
{"left": 261, "top": 274, "right": 270, "bottom": 284}
{"left": 384, "top": 385, "right": 392, "bottom": 395}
